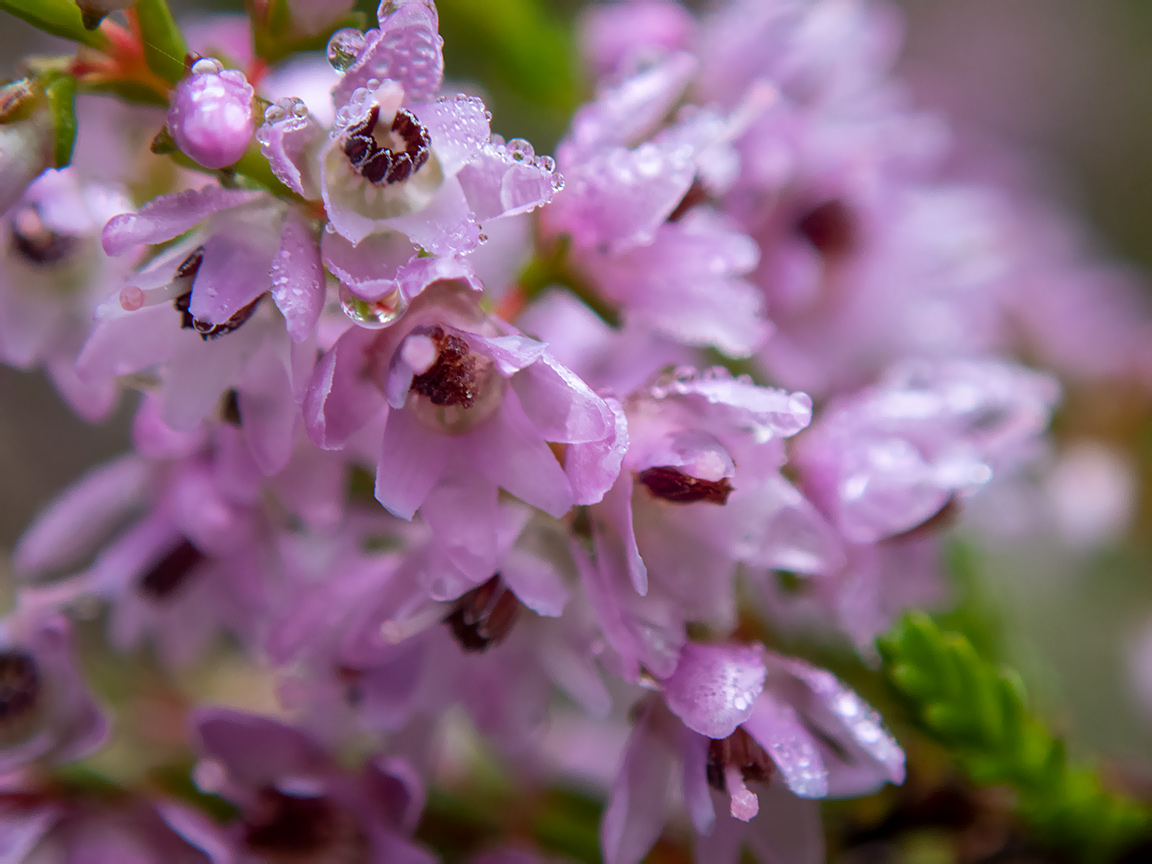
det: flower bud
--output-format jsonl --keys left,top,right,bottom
{"left": 167, "top": 59, "right": 255, "bottom": 170}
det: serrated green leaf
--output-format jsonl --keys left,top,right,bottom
{"left": 42, "top": 73, "right": 77, "bottom": 168}
{"left": 0, "top": 0, "right": 107, "bottom": 49}
{"left": 135, "top": 0, "right": 188, "bottom": 84}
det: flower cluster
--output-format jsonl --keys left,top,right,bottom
{"left": 0, "top": 0, "right": 1147, "bottom": 862}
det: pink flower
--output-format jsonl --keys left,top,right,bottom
{"left": 168, "top": 59, "right": 255, "bottom": 170}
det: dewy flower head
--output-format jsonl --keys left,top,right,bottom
{"left": 259, "top": 0, "right": 561, "bottom": 260}
{"left": 168, "top": 59, "right": 256, "bottom": 170}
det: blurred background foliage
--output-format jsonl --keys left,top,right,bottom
{"left": 2, "top": 1, "right": 1152, "bottom": 859}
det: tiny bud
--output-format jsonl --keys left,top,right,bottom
{"left": 167, "top": 61, "right": 255, "bottom": 170}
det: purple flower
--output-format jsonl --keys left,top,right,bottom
{"left": 795, "top": 358, "right": 1060, "bottom": 544}
{"left": 0, "top": 167, "right": 135, "bottom": 420}
{"left": 0, "top": 779, "right": 232, "bottom": 863}
{"left": 304, "top": 259, "right": 622, "bottom": 527}
{"left": 0, "top": 610, "right": 108, "bottom": 773}
{"left": 590, "top": 367, "right": 840, "bottom": 623}
{"left": 168, "top": 59, "right": 256, "bottom": 170}
{"left": 193, "top": 707, "right": 436, "bottom": 863}
{"left": 257, "top": 0, "right": 561, "bottom": 264}
{"left": 87, "top": 185, "right": 325, "bottom": 472}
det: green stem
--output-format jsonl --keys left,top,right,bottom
{"left": 0, "top": 0, "right": 107, "bottom": 50}
{"left": 135, "top": 0, "right": 188, "bottom": 84}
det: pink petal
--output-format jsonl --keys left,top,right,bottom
{"left": 236, "top": 333, "right": 301, "bottom": 476}
{"left": 303, "top": 326, "right": 387, "bottom": 449}
{"left": 102, "top": 186, "right": 261, "bottom": 256}
{"left": 742, "top": 696, "right": 828, "bottom": 799}
{"left": 14, "top": 455, "right": 149, "bottom": 578}
{"left": 332, "top": 0, "right": 443, "bottom": 107}
{"left": 187, "top": 228, "right": 277, "bottom": 326}
{"left": 510, "top": 351, "right": 614, "bottom": 443}
{"left": 270, "top": 211, "right": 325, "bottom": 342}
{"left": 502, "top": 548, "right": 569, "bottom": 617}
{"left": 601, "top": 702, "right": 677, "bottom": 864}
{"left": 322, "top": 228, "right": 417, "bottom": 296}
{"left": 256, "top": 100, "right": 325, "bottom": 198}
{"left": 566, "top": 395, "right": 629, "bottom": 507}
{"left": 457, "top": 139, "right": 560, "bottom": 222}
{"left": 414, "top": 96, "right": 491, "bottom": 178}
{"left": 374, "top": 407, "right": 453, "bottom": 519}
{"left": 380, "top": 175, "right": 481, "bottom": 256}
{"left": 468, "top": 393, "right": 574, "bottom": 518}
{"left": 661, "top": 642, "right": 767, "bottom": 739}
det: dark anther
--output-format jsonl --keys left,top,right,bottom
{"left": 221, "top": 389, "right": 242, "bottom": 427}
{"left": 9, "top": 205, "right": 78, "bottom": 265}
{"left": 139, "top": 539, "right": 204, "bottom": 600}
{"left": 0, "top": 651, "right": 41, "bottom": 727}
{"left": 706, "top": 728, "right": 774, "bottom": 793}
{"left": 638, "top": 466, "right": 734, "bottom": 505}
{"left": 342, "top": 106, "right": 431, "bottom": 186}
{"left": 668, "top": 180, "right": 710, "bottom": 223}
{"left": 444, "top": 574, "right": 520, "bottom": 653}
{"left": 796, "top": 198, "right": 857, "bottom": 259}
{"left": 175, "top": 245, "right": 206, "bottom": 280}
{"left": 410, "top": 326, "right": 482, "bottom": 408}
{"left": 243, "top": 788, "right": 369, "bottom": 864}
{"left": 175, "top": 291, "right": 263, "bottom": 341}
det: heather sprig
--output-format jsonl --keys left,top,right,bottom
{"left": 878, "top": 612, "right": 1152, "bottom": 861}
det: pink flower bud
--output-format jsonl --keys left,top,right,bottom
{"left": 167, "top": 59, "right": 255, "bottom": 170}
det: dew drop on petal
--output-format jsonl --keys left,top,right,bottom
{"left": 190, "top": 57, "right": 223, "bottom": 75}
{"left": 339, "top": 282, "right": 408, "bottom": 329}
{"left": 327, "top": 28, "right": 367, "bottom": 72}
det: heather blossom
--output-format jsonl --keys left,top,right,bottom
{"left": 0, "top": 0, "right": 1148, "bottom": 862}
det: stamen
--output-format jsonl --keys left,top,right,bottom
{"left": 409, "top": 326, "right": 483, "bottom": 408}
{"left": 725, "top": 765, "right": 760, "bottom": 821}
{"left": 637, "top": 466, "right": 734, "bottom": 505}
{"left": 138, "top": 539, "right": 204, "bottom": 600}
{"left": 443, "top": 575, "right": 520, "bottom": 653}
{"left": 175, "top": 292, "right": 264, "bottom": 340}
{"left": 0, "top": 650, "right": 42, "bottom": 742}
{"left": 243, "top": 788, "right": 369, "bottom": 864}
{"left": 706, "top": 727, "right": 774, "bottom": 820}
{"left": 120, "top": 246, "right": 205, "bottom": 311}
{"left": 796, "top": 199, "right": 857, "bottom": 259}
{"left": 342, "top": 105, "right": 432, "bottom": 187}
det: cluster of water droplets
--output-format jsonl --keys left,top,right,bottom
{"left": 488, "top": 134, "right": 565, "bottom": 195}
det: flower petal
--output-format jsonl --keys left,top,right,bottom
{"left": 270, "top": 210, "right": 325, "bottom": 342}
{"left": 661, "top": 642, "right": 767, "bottom": 739}
{"left": 333, "top": 0, "right": 443, "bottom": 107}
{"left": 102, "top": 186, "right": 261, "bottom": 256}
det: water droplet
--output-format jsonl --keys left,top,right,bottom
{"left": 190, "top": 57, "right": 223, "bottom": 76}
{"left": 339, "top": 282, "right": 408, "bottom": 329}
{"left": 327, "top": 28, "right": 366, "bottom": 72}
{"left": 538, "top": 155, "right": 556, "bottom": 173}
{"left": 291, "top": 100, "right": 308, "bottom": 118}
{"left": 477, "top": 232, "right": 488, "bottom": 244}
{"left": 506, "top": 138, "right": 534, "bottom": 161}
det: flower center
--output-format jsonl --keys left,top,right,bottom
{"left": 138, "top": 539, "right": 204, "bottom": 601}
{"left": 404, "top": 326, "right": 505, "bottom": 433}
{"left": 796, "top": 198, "right": 857, "bottom": 259}
{"left": 169, "top": 245, "right": 262, "bottom": 340}
{"left": 706, "top": 727, "right": 774, "bottom": 792}
{"left": 243, "top": 789, "right": 369, "bottom": 864}
{"left": 0, "top": 650, "right": 42, "bottom": 745}
{"left": 9, "top": 204, "right": 78, "bottom": 265}
{"left": 443, "top": 575, "right": 521, "bottom": 652}
{"left": 637, "top": 466, "right": 734, "bottom": 505}
{"left": 342, "top": 105, "right": 431, "bottom": 186}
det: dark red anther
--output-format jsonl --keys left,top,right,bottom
{"left": 638, "top": 466, "right": 734, "bottom": 505}
{"left": 138, "top": 539, "right": 204, "bottom": 600}
{"left": 443, "top": 575, "right": 520, "bottom": 653}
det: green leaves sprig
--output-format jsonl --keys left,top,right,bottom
{"left": 878, "top": 612, "right": 1151, "bottom": 861}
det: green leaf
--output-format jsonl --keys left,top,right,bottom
{"left": 135, "top": 0, "right": 188, "bottom": 84}
{"left": 42, "top": 73, "right": 77, "bottom": 168}
{"left": 878, "top": 611, "right": 1152, "bottom": 860}
{"left": 0, "top": 0, "right": 108, "bottom": 49}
